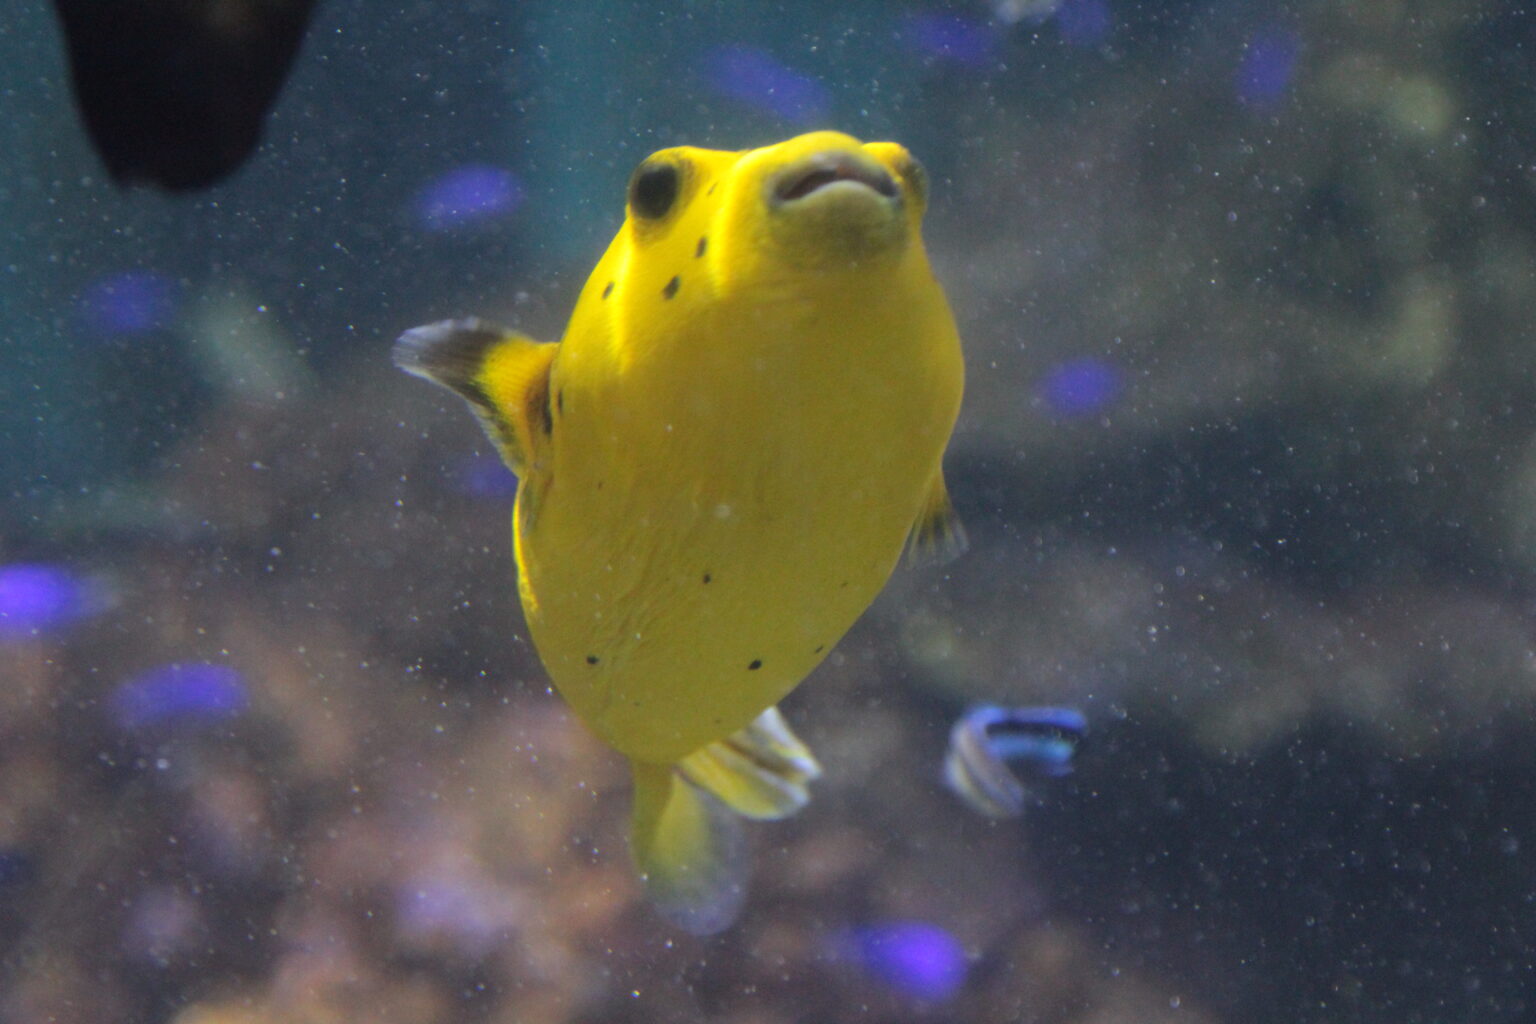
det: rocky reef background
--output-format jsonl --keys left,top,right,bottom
{"left": 3, "top": 1, "right": 1534, "bottom": 1021}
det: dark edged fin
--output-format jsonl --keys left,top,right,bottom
{"left": 394, "top": 318, "right": 557, "bottom": 477}
{"left": 905, "top": 472, "right": 968, "bottom": 566}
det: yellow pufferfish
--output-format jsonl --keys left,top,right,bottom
{"left": 395, "top": 130, "right": 965, "bottom": 934}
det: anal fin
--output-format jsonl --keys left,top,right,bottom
{"left": 678, "top": 706, "right": 822, "bottom": 821}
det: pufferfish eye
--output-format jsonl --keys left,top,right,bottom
{"left": 628, "top": 159, "right": 682, "bottom": 220}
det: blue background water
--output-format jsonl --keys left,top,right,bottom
{"left": 3, "top": 1, "right": 1535, "bottom": 1021}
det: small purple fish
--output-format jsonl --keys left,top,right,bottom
{"left": 701, "top": 46, "right": 830, "bottom": 125}
{"left": 900, "top": 13, "right": 998, "bottom": 68}
{"left": 0, "top": 563, "right": 101, "bottom": 636}
{"left": 111, "top": 662, "right": 249, "bottom": 730}
{"left": 1038, "top": 356, "right": 1124, "bottom": 418}
{"left": 79, "top": 270, "right": 179, "bottom": 336}
{"left": 415, "top": 164, "right": 525, "bottom": 232}
{"left": 1237, "top": 27, "right": 1301, "bottom": 109}
{"left": 844, "top": 920, "right": 968, "bottom": 1001}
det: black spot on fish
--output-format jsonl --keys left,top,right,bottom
{"left": 557, "top": 390, "right": 564, "bottom": 414}
{"left": 662, "top": 275, "right": 680, "bottom": 300}
{"left": 813, "top": 645, "right": 824, "bottom": 654}
{"left": 586, "top": 654, "right": 599, "bottom": 665}
{"left": 747, "top": 659, "right": 762, "bottom": 671}
{"left": 601, "top": 281, "right": 614, "bottom": 299}
{"left": 695, "top": 236, "right": 707, "bottom": 258}
{"left": 702, "top": 572, "right": 712, "bottom": 584}
{"left": 707, "top": 183, "right": 717, "bottom": 195}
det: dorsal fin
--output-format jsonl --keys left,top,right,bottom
{"left": 394, "top": 318, "right": 557, "bottom": 476}
{"left": 906, "top": 471, "right": 968, "bottom": 566}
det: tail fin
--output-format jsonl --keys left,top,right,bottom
{"left": 631, "top": 761, "right": 747, "bottom": 936}
{"left": 630, "top": 706, "right": 822, "bottom": 933}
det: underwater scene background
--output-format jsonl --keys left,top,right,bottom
{"left": 3, "top": 0, "right": 1535, "bottom": 1020}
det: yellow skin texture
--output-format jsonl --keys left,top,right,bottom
{"left": 506, "top": 131, "right": 964, "bottom": 765}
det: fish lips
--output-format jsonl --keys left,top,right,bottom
{"left": 765, "top": 150, "right": 907, "bottom": 265}
{"left": 769, "top": 151, "right": 901, "bottom": 206}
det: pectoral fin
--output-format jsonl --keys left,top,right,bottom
{"left": 906, "top": 472, "right": 968, "bottom": 565}
{"left": 393, "top": 318, "right": 557, "bottom": 477}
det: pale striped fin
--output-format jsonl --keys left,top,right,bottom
{"left": 679, "top": 705, "right": 822, "bottom": 821}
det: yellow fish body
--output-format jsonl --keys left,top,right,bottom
{"left": 396, "top": 131, "right": 965, "bottom": 932}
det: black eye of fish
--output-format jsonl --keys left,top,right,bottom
{"left": 629, "top": 160, "right": 681, "bottom": 219}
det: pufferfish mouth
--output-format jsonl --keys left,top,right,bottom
{"left": 771, "top": 152, "right": 900, "bottom": 204}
